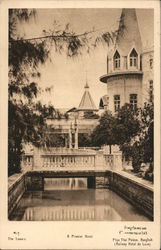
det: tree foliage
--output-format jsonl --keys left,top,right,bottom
{"left": 91, "top": 111, "right": 117, "bottom": 153}
{"left": 117, "top": 103, "right": 153, "bottom": 172}
{"left": 90, "top": 103, "right": 153, "bottom": 174}
{"left": 115, "top": 104, "right": 140, "bottom": 144}
{"left": 8, "top": 10, "right": 53, "bottom": 175}
{"left": 137, "top": 102, "right": 154, "bottom": 164}
{"left": 84, "top": 111, "right": 99, "bottom": 119}
{"left": 78, "top": 134, "right": 91, "bottom": 147}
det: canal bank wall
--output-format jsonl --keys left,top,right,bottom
{"left": 8, "top": 170, "right": 153, "bottom": 220}
{"left": 8, "top": 173, "right": 26, "bottom": 218}
{"left": 108, "top": 171, "right": 153, "bottom": 220}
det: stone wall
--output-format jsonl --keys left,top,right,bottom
{"left": 95, "top": 176, "right": 110, "bottom": 188}
{"left": 8, "top": 174, "right": 26, "bottom": 218}
{"left": 109, "top": 171, "right": 153, "bottom": 219}
{"left": 141, "top": 49, "right": 154, "bottom": 105}
{"left": 25, "top": 175, "right": 44, "bottom": 191}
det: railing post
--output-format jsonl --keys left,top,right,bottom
{"left": 33, "top": 147, "right": 43, "bottom": 169}
{"left": 113, "top": 153, "right": 123, "bottom": 171}
{"left": 95, "top": 150, "right": 106, "bottom": 170}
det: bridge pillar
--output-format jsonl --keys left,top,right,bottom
{"left": 87, "top": 176, "right": 96, "bottom": 188}
{"left": 25, "top": 175, "right": 44, "bottom": 191}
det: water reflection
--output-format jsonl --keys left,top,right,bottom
{"left": 22, "top": 205, "right": 121, "bottom": 221}
{"left": 10, "top": 178, "right": 150, "bottom": 221}
{"left": 44, "top": 178, "right": 87, "bottom": 190}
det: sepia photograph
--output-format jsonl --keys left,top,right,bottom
{"left": 8, "top": 7, "right": 154, "bottom": 222}
{"left": 0, "top": 0, "right": 160, "bottom": 249}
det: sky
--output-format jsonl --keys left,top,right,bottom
{"left": 17, "top": 8, "right": 154, "bottom": 109}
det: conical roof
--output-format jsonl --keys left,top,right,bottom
{"left": 115, "top": 9, "right": 142, "bottom": 56}
{"left": 78, "top": 83, "right": 97, "bottom": 111}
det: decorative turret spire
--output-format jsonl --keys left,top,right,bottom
{"left": 85, "top": 81, "right": 89, "bottom": 89}
{"left": 115, "top": 8, "right": 142, "bottom": 55}
{"left": 78, "top": 82, "right": 97, "bottom": 111}
{"left": 85, "top": 70, "right": 89, "bottom": 89}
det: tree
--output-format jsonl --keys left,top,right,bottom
{"left": 78, "top": 134, "right": 91, "bottom": 147}
{"left": 114, "top": 104, "right": 141, "bottom": 171}
{"left": 91, "top": 111, "right": 117, "bottom": 153}
{"left": 115, "top": 103, "right": 153, "bottom": 173}
{"left": 115, "top": 104, "right": 140, "bottom": 144}
{"left": 84, "top": 111, "right": 99, "bottom": 119}
{"left": 8, "top": 10, "right": 54, "bottom": 175}
{"left": 139, "top": 102, "right": 153, "bottom": 164}
{"left": 90, "top": 102, "right": 153, "bottom": 175}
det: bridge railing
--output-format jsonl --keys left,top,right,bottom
{"left": 104, "top": 154, "right": 114, "bottom": 168}
{"left": 41, "top": 155, "right": 95, "bottom": 169}
{"left": 21, "top": 148, "right": 122, "bottom": 171}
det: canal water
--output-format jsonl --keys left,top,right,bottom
{"left": 10, "top": 178, "right": 150, "bottom": 221}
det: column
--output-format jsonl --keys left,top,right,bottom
{"left": 33, "top": 147, "right": 43, "bottom": 169}
{"left": 74, "top": 127, "right": 78, "bottom": 149}
{"left": 69, "top": 126, "right": 72, "bottom": 149}
{"left": 65, "top": 134, "right": 68, "bottom": 148}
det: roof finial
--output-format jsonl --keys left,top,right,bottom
{"left": 85, "top": 70, "right": 89, "bottom": 89}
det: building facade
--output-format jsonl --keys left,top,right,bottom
{"left": 100, "top": 9, "right": 154, "bottom": 113}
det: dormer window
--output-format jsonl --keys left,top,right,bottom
{"left": 129, "top": 48, "right": 138, "bottom": 68}
{"left": 114, "top": 50, "right": 120, "bottom": 69}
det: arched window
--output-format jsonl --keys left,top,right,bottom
{"left": 129, "top": 48, "right": 138, "bottom": 67}
{"left": 113, "top": 50, "right": 120, "bottom": 69}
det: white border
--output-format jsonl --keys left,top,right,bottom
{"left": 0, "top": 1, "right": 160, "bottom": 249}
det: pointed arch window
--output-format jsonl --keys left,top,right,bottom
{"left": 129, "top": 48, "right": 138, "bottom": 68}
{"left": 114, "top": 50, "right": 120, "bottom": 69}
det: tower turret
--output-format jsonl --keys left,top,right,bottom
{"left": 102, "top": 9, "right": 143, "bottom": 76}
{"left": 100, "top": 9, "right": 143, "bottom": 113}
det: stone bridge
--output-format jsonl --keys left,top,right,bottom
{"left": 21, "top": 147, "right": 122, "bottom": 190}
{"left": 8, "top": 148, "right": 153, "bottom": 220}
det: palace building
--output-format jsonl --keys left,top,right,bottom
{"left": 99, "top": 8, "right": 154, "bottom": 113}
{"left": 47, "top": 83, "right": 99, "bottom": 149}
